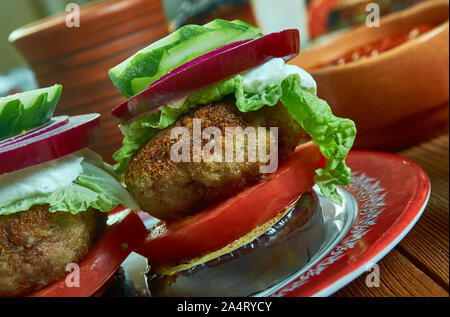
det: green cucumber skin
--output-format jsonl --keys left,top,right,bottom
{"left": 128, "top": 28, "right": 248, "bottom": 94}
{"left": 109, "top": 19, "right": 262, "bottom": 98}
{"left": 0, "top": 84, "right": 62, "bottom": 139}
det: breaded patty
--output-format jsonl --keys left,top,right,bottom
{"left": 0, "top": 205, "right": 106, "bottom": 297}
{"left": 125, "top": 99, "right": 305, "bottom": 220}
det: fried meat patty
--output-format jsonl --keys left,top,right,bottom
{"left": 0, "top": 205, "right": 106, "bottom": 297}
{"left": 125, "top": 99, "right": 305, "bottom": 220}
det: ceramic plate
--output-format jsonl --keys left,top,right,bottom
{"left": 267, "top": 150, "right": 430, "bottom": 297}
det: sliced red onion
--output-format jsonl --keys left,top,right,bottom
{"left": 0, "top": 117, "right": 69, "bottom": 148}
{"left": 112, "top": 29, "right": 300, "bottom": 123}
{"left": 0, "top": 114, "right": 100, "bottom": 175}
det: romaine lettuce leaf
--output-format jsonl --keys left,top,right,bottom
{"left": 113, "top": 73, "right": 356, "bottom": 204}
{"left": 0, "top": 183, "right": 99, "bottom": 215}
{"left": 280, "top": 74, "right": 356, "bottom": 204}
{"left": 74, "top": 161, "right": 139, "bottom": 212}
{"left": 0, "top": 161, "right": 139, "bottom": 215}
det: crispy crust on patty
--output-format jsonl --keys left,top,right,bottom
{"left": 125, "top": 99, "right": 305, "bottom": 220}
{"left": 0, "top": 205, "right": 106, "bottom": 297}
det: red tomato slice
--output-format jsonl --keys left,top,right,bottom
{"left": 136, "top": 142, "right": 326, "bottom": 264}
{"left": 30, "top": 210, "right": 147, "bottom": 297}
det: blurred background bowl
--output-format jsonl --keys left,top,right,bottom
{"left": 9, "top": 0, "right": 169, "bottom": 163}
{"left": 6, "top": 0, "right": 260, "bottom": 163}
{"left": 290, "top": 0, "right": 449, "bottom": 150}
{"left": 5, "top": 0, "right": 448, "bottom": 155}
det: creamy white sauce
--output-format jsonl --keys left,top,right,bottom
{"left": 242, "top": 58, "right": 317, "bottom": 94}
{"left": 0, "top": 150, "right": 100, "bottom": 208}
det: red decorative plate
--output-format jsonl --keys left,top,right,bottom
{"left": 267, "top": 150, "right": 430, "bottom": 297}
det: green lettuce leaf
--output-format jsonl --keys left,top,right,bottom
{"left": 74, "top": 161, "right": 139, "bottom": 212}
{"left": 113, "top": 74, "right": 356, "bottom": 204}
{"left": 0, "top": 184, "right": 99, "bottom": 215}
{"left": 0, "top": 161, "right": 138, "bottom": 215}
{"left": 280, "top": 74, "right": 356, "bottom": 205}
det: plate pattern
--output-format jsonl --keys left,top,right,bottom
{"left": 271, "top": 172, "right": 387, "bottom": 297}
{"left": 270, "top": 150, "right": 430, "bottom": 297}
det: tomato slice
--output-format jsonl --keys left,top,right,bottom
{"left": 30, "top": 210, "right": 147, "bottom": 297}
{"left": 136, "top": 142, "right": 326, "bottom": 264}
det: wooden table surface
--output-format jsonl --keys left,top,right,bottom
{"left": 334, "top": 132, "right": 449, "bottom": 297}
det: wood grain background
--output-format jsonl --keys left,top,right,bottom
{"left": 334, "top": 132, "right": 449, "bottom": 297}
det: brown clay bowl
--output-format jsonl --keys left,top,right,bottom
{"left": 290, "top": 0, "right": 449, "bottom": 150}
{"left": 9, "top": 0, "right": 165, "bottom": 63}
{"left": 31, "top": 22, "right": 168, "bottom": 76}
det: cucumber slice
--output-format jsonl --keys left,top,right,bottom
{"left": 109, "top": 19, "right": 262, "bottom": 98}
{"left": 0, "top": 84, "right": 62, "bottom": 139}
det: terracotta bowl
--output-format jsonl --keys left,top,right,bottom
{"left": 290, "top": 0, "right": 449, "bottom": 150}
{"left": 9, "top": 0, "right": 169, "bottom": 162}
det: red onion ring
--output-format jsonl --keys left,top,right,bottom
{"left": 0, "top": 114, "right": 101, "bottom": 175}
{"left": 112, "top": 29, "right": 300, "bottom": 123}
{"left": 0, "top": 117, "right": 69, "bottom": 147}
